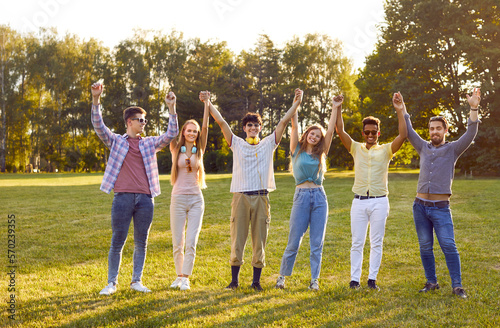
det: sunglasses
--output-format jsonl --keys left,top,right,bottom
{"left": 185, "top": 158, "right": 192, "bottom": 173}
{"left": 246, "top": 123, "right": 260, "bottom": 128}
{"left": 131, "top": 117, "right": 148, "bottom": 124}
{"left": 363, "top": 130, "right": 379, "bottom": 136}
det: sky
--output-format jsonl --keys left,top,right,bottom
{"left": 1, "top": 0, "right": 386, "bottom": 70}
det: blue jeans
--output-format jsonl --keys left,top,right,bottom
{"left": 413, "top": 201, "right": 462, "bottom": 288}
{"left": 108, "top": 192, "right": 154, "bottom": 285}
{"left": 279, "top": 187, "right": 328, "bottom": 280}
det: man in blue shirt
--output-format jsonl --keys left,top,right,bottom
{"left": 403, "top": 88, "right": 481, "bottom": 299}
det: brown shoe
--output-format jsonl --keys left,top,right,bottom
{"left": 452, "top": 287, "right": 467, "bottom": 299}
{"left": 419, "top": 282, "right": 440, "bottom": 292}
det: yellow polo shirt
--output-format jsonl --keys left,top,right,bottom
{"left": 350, "top": 141, "right": 394, "bottom": 196}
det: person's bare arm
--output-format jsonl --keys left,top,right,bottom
{"left": 166, "top": 91, "right": 179, "bottom": 152}
{"left": 290, "top": 111, "right": 299, "bottom": 154}
{"left": 335, "top": 99, "right": 353, "bottom": 152}
{"left": 199, "top": 91, "right": 210, "bottom": 153}
{"left": 466, "top": 87, "right": 480, "bottom": 122}
{"left": 275, "top": 88, "right": 303, "bottom": 142}
{"left": 203, "top": 91, "right": 233, "bottom": 146}
{"left": 391, "top": 92, "right": 408, "bottom": 153}
{"left": 323, "top": 95, "right": 342, "bottom": 154}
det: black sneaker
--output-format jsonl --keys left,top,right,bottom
{"left": 419, "top": 282, "right": 440, "bottom": 293}
{"left": 452, "top": 287, "right": 467, "bottom": 299}
{"left": 349, "top": 280, "right": 360, "bottom": 289}
{"left": 225, "top": 281, "right": 239, "bottom": 290}
{"left": 251, "top": 281, "right": 263, "bottom": 291}
{"left": 367, "top": 279, "right": 380, "bottom": 291}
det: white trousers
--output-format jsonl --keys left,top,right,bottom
{"left": 350, "top": 197, "right": 390, "bottom": 282}
{"left": 170, "top": 193, "right": 204, "bottom": 276}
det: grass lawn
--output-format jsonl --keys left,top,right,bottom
{"left": 1, "top": 170, "right": 499, "bottom": 327}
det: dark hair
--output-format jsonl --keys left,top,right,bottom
{"left": 362, "top": 116, "right": 380, "bottom": 130}
{"left": 123, "top": 106, "right": 147, "bottom": 126}
{"left": 429, "top": 116, "right": 449, "bottom": 130}
{"left": 242, "top": 112, "right": 262, "bottom": 127}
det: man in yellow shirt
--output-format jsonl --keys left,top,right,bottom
{"left": 336, "top": 92, "right": 407, "bottom": 290}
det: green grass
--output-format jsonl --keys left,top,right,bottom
{"left": 1, "top": 170, "right": 499, "bottom": 327}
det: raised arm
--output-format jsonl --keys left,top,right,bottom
{"left": 199, "top": 91, "right": 210, "bottom": 153}
{"left": 335, "top": 98, "right": 353, "bottom": 152}
{"left": 275, "top": 88, "right": 303, "bottom": 142}
{"left": 91, "top": 81, "right": 102, "bottom": 106}
{"left": 155, "top": 91, "right": 178, "bottom": 151}
{"left": 290, "top": 111, "right": 300, "bottom": 154}
{"left": 401, "top": 94, "right": 426, "bottom": 153}
{"left": 203, "top": 91, "right": 233, "bottom": 146}
{"left": 323, "top": 95, "right": 342, "bottom": 154}
{"left": 466, "top": 87, "right": 480, "bottom": 122}
{"left": 90, "top": 81, "right": 114, "bottom": 148}
{"left": 391, "top": 92, "right": 408, "bottom": 153}
{"left": 452, "top": 87, "right": 481, "bottom": 157}
{"left": 167, "top": 92, "right": 179, "bottom": 152}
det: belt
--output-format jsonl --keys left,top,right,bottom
{"left": 242, "top": 189, "right": 269, "bottom": 196}
{"left": 354, "top": 194, "right": 386, "bottom": 200}
{"left": 415, "top": 198, "right": 449, "bottom": 208}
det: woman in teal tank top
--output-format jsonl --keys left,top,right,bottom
{"left": 275, "top": 94, "right": 344, "bottom": 290}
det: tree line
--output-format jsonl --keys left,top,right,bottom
{"left": 1, "top": 0, "right": 498, "bottom": 175}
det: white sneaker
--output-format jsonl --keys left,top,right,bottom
{"left": 130, "top": 282, "right": 151, "bottom": 293}
{"left": 99, "top": 283, "right": 116, "bottom": 295}
{"left": 275, "top": 275, "right": 285, "bottom": 289}
{"left": 170, "top": 277, "right": 183, "bottom": 289}
{"left": 308, "top": 279, "right": 319, "bottom": 291}
{"left": 180, "top": 277, "right": 190, "bottom": 291}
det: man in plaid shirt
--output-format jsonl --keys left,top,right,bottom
{"left": 91, "top": 81, "right": 178, "bottom": 295}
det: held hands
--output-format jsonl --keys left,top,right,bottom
{"left": 199, "top": 90, "right": 211, "bottom": 103}
{"left": 293, "top": 88, "right": 303, "bottom": 105}
{"left": 332, "top": 94, "right": 344, "bottom": 109}
{"left": 392, "top": 92, "right": 405, "bottom": 112}
{"left": 466, "top": 88, "right": 481, "bottom": 109}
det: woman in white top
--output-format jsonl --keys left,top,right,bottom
{"left": 169, "top": 92, "right": 209, "bottom": 290}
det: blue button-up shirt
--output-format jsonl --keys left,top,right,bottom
{"left": 405, "top": 113, "right": 480, "bottom": 195}
{"left": 91, "top": 104, "right": 178, "bottom": 197}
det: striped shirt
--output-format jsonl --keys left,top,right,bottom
{"left": 230, "top": 132, "right": 279, "bottom": 193}
{"left": 91, "top": 104, "right": 178, "bottom": 197}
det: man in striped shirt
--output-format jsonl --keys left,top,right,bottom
{"left": 205, "top": 88, "right": 303, "bottom": 291}
{"left": 91, "top": 82, "right": 178, "bottom": 295}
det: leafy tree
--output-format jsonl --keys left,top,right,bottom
{"left": 356, "top": 0, "right": 499, "bottom": 174}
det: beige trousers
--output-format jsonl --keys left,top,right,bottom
{"left": 170, "top": 193, "right": 204, "bottom": 276}
{"left": 229, "top": 193, "right": 271, "bottom": 268}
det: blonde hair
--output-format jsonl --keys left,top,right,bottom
{"left": 170, "top": 120, "right": 207, "bottom": 189}
{"left": 290, "top": 125, "right": 327, "bottom": 175}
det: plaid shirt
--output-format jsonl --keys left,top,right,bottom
{"left": 91, "top": 104, "right": 178, "bottom": 197}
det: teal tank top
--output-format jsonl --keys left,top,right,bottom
{"left": 291, "top": 144, "right": 324, "bottom": 185}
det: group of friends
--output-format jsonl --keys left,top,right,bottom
{"left": 90, "top": 82, "right": 481, "bottom": 299}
